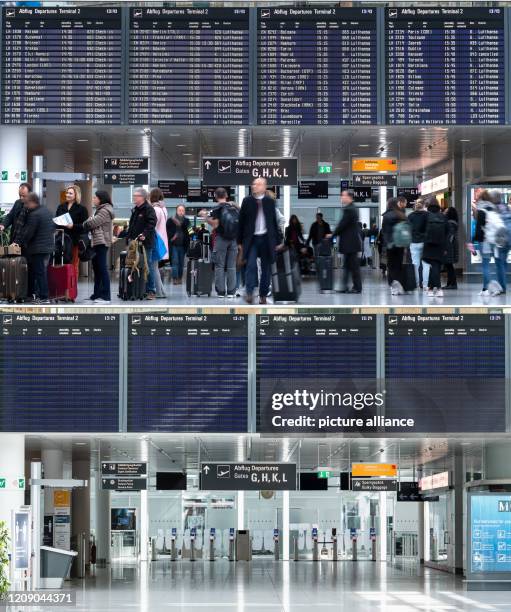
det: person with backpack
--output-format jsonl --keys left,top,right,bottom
{"left": 422, "top": 195, "right": 449, "bottom": 297}
{"left": 0, "top": 182, "right": 31, "bottom": 244}
{"left": 329, "top": 189, "right": 362, "bottom": 294}
{"left": 443, "top": 207, "right": 459, "bottom": 290}
{"left": 204, "top": 187, "right": 239, "bottom": 298}
{"left": 407, "top": 198, "right": 430, "bottom": 290}
{"left": 381, "top": 197, "right": 410, "bottom": 295}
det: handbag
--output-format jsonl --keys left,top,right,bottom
{"left": 153, "top": 233, "right": 167, "bottom": 262}
{"left": 78, "top": 233, "right": 95, "bottom": 262}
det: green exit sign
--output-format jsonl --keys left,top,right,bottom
{"left": 317, "top": 470, "right": 331, "bottom": 479}
{"left": 318, "top": 163, "right": 332, "bottom": 174}
{"left": 0, "top": 478, "right": 5, "bottom": 489}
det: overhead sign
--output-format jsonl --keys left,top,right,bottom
{"left": 419, "top": 173, "right": 449, "bottom": 195}
{"left": 317, "top": 470, "right": 331, "bottom": 479}
{"left": 103, "top": 173, "right": 149, "bottom": 186}
{"left": 104, "top": 157, "right": 149, "bottom": 171}
{"left": 352, "top": 158, "right": 398, "bottom": 173}
{"left": 101, "top": 462, "right": 147, "bottom": 477}
{"left": 353, "top": 173, "right": 398, "bottom": 187}
{"left": 317, "top": 162, "right": 332, "bottom": 174}
{"left": 158, "top": 180, "right": 188, "bottom": 198}
{"left": 419, "top": 471, "right": 450, "bottom": 492}
{"left": 352, "top": 479, "right": 398, "bottom": 492}
{"left": 101, "top": 478, "right": 147, "bottom": 491}
{"left": 298, "top": 180, "right": 328, "bottom": 199}
{"left": 352, "top": 463, "right": 398, "bottom": 478}
{"left": 398, "top": 482, "right": 424, "bottom": 502}
{"left": 202, "top": 157, "right": 297, "bottom": 186}
{"left": 200, "top": 462, "right": 296, "bottom": 491}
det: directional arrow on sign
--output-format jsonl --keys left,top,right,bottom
{"left": 204, "top": 161, "right": 212, "bottom": 170}
{"left": 203, "top": 465, "right": 210, "bottom": 474}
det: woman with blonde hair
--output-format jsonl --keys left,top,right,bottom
{"left": 57, "top": 184, "right": 88, "bottom": 276}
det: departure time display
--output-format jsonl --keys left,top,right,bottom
{"left": 1, "top": 7, "right": 122, "bottom": 125}
{"left": 385, "top": 314, "right": 506, "bottom": 432}
{"left": 129, "top": 8, "right": 249, "bottom": 125}
{"left": 0, "top": 314, "right": 119, "bottom": 432}
{"left": 127, "top": 314, "right": 248, "bottom": 432}
{"left": 258, "top": 8, "right": 377, "bottom": 125}
{"left": 386, "top": 8, "right": 505, "bottom": 125}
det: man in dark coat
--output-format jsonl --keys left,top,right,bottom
{"left": 237, "top": 177, "right": 282, "bottom": 304}
{"left": 0, "top": 182, "right": 31, "bottom": 244}
{"left": 331, "top": 189, "right": 362, "bottom": 293}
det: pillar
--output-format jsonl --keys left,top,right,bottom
{"left": 282, "top": 490, "right": 289, "bottom": 561}
{"left": 41, "top": 446, "right": 63, "bottom": 514}
{"left": 94, "top": 472, "right": 110, "bottom": 565}
{"left": 453, "top": 451, "right": 464, "bottom": 574}
{"left": 283, "top": 185, "right": 291, "bottom": 226}
{"left": 0, "top": 127, "right": 27, "bottom": 204}
{"left": 484, "top": 441, "right": 511, "bottom": 479}
{"left": 237, "top": 491, "right": 245, "bottom": 530}
{"left": 0, "top": 434, "right": 25, "bottom": 527}
{"left": 44, "top": 148, "right": 72, "bottom": 213}
{"left": 72, "top": 458, "right": 90, "bottom": 564}
{"left": 379, "top": 492, "right": 387, "bottom": 561}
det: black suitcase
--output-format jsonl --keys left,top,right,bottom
{"left": 317, "top": 255, "right": 333, "bottom": 292}
{"left": 318, "top": 238, "right": 332, "bottom": 257}
{"left": 271, "top": 249, "right": 301, "bottom": 303}
{"left": 118, "top": 247, "right": 146, "bottom": 301}
{"left": 186, "top": 259, "right": 213, "bottom": 297}
{"left": 0, "top": 256, "right": 28, "bottom": 302}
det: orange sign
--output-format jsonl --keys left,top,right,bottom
{"left": 351, "top": 158, "right": 398, "bottom": 173}
{"left": 352, "top": 463, "right": 398, "bottom": 478}
{"left": 53, "top": 489, "right": 71, "bottom": 508}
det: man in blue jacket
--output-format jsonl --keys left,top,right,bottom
{"left": 237, "top": 177, "right": 281, "bottom": 304}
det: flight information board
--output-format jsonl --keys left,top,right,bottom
{"left": 1, "top": 7, "right": 122, "bottom": 125}
{"left": 0, "top": 314, "right": 119, "bottom": 432}
{"left": 129, "top": 7, "right": 250, "bottom": 125}
{"left": 256, "top": 314, "right": 378, "bottom": 434}
{"left": 386, "top": 7, "right": 505, "bottom": 125}
{"left": 127, "top": 314, "right": 248, "bottom": 432}
{"left": 385, "top": 314, "right": 506, "bottom": 432}
{"left": 258, "top": 7, "right": 377, "bottom": 125}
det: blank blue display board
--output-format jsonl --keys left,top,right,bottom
{"left": 127, "top": 314, "right": 248, "bottom": 432}
{"left": 0, "top": 313, "right": 119, "bottom": 432}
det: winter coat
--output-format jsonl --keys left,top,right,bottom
{"left": 332, "top": 203, "right": 361, "bottom": 255}
{"left": 81, "top": 203, "right": 114, "bottom": 248}
{"left": 55, "top": 202, "right": 88, "bottom": 245}
{"left": 444, "top": 219, "right": 459, "bottom": 264}
{"left": 20, "top": 205, "right": 55, "bottom": 255}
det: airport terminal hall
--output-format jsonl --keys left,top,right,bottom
{"left": 7, "top": 1, "right": 511, "bottom": 611}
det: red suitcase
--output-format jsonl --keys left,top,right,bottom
{"left": 48, "top": 264, "right": 77, "bottom": 302}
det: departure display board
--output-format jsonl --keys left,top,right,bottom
{"left": 127, "top": 314, "right": 248, "bottom": 432}
{"left": 258, "top": 7, "right": 377, "bottom": 125}
{"left": 2, "top": 7, "right": 122, "bottom": 125}
{"left": 129, "top": 8, "right": 249, "bottom": 125}
{"left": 386, "top": 8, "right": 505, "bottom": 125}
{"left": 0, "top": 314, "right": 119, "bottom": 432}
{"left": 256, "top": 314, "right": 378, "bottom": 434}
{"left": 385, "top": 314, "right": 506, "bottom": 432}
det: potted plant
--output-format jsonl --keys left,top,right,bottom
{"left": 0, "top": 521, "right": 10, "bottom": 598}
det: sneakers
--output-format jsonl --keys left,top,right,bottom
{"left": 226, "top": 293, "right": 236, "bottom": 299}
{"left": 216, "top": 292, "right": 226, "bottom": 298}
{"left": 427, "top": 289, "right": 436, "bottom": 297}
{"left": 489, "top": 281, "right": 504, "bottom": 297}
{"left": 478, "top": 289, "right": 490, "bottom": 297}
{"left": 145, "top": 292, "right": 156, "bottom": 300}
{"left": 427, "top": 288, "right": 443, "bottom": 297}
{"left": 390, "top": 281, "right": 405, "bottom": 296}
{"left": 94, "top": 298, "right": 111, "bottom": 304}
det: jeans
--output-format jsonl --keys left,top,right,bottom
{"left": 27, "top": 253, "right": 50, "bottom": 299}
{"left": 150, "top": 259, "right": 165, "bottom": 297}
{"left": 409, "top": 242, "right": 430, "bottom": 288}
{"left": 171, "top": 245, "right": 185, "bottom": 279}
{"left": 342, "top": 252, "right": 362, "bottom": 292}
{"left": 91, "top": 244, "right": 110, "bottom": 300}
{"left": 213, "top": 235, "right": 237, "bottom": 295}
{"left": 481, "top": 253, "right": 492, "bottom": 291}
{"left": 496, "top": 247, "right": 509, "bottom": 292}
{"left": 245, "top": 234, "right": 272, "bottom": 298}
{"left": 145, "top": 244, "right": 156, "bottom": 293}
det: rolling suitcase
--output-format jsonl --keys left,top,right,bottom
{"left": 0, "top": 256, "right": 28, "bottom": 302}
{"left": 401, "top": 250, "right": 417, "bottom": 292}
{"left": 118, "top": 246, "right": 146, "bottom": 301}
{"left": 48, "top": 229, "right": 77, "bottom": 302}
{"left": 186, "top": 238, "right": 212, "bottom": 297}
{"left": 271, "top": 248, "right": 301, "bottom": 303}
{"left": 317, "top": 256, "right": 333, "bottom": 292}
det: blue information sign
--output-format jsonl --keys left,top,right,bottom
{"left": 470, "top": 495, "right": 511, "bottom": 573}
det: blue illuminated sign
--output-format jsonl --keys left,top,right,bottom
{"left": 471, "top": 495, "right": 511, "bottom": 573}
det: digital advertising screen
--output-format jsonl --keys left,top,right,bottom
{"left": 0, "top": 313, "right": 119, "bottom": 432}
{"left": 385, "top": 314, "right": 506, "bottom": 432}
{"left": 127, "top": 314, "right": 248, "bottom": 432}
{"left": 470, "top": 494, "right": 511, "bottom": 574}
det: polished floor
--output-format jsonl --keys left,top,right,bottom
{"left": 55, "top": 559, "right": 511, "bottom": 612}
{"left": 66, "top": 268, "right": 506, "bottom": 307}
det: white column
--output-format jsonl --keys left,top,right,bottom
{"left": 0, "top": 127, "right": 27, "bottom": 204}
{"left": 72, "top": 458, "right": 90, "bottom": 564}
{"left": 0, "top": 434, "right": 25, "bottom": 526}
{"left": 41, "top": 447, "right": 63, "bottom": 515}
{"left": 379, "top": 186, "right": 387, "bottom": 224}
{"left": 139, "top": 489, "right": 148, "bottom": 562}
{"left": 238, "top": 185, "right": 246, "bottom": 203}
{"left": 424, "top": 501, "right": 430, "bottom": 562}
{"left": 379, "top": 492, "right": 387, "bottom": 561}
{"left": 237, "top": 491, "right": 245, "bottom": 530}
{"left": 94, "top": 471, "right": 111, "bottom": 565}
{"left": 282, "top": 490, "right": 289, "bottom": 561}
{"left": 283, "top": 185, "right": 291, "bottom": 226}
